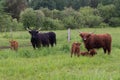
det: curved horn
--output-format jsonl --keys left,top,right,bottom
{"left": 37, "top": 27, "right": 41, "bottom": 31}
{"left": 79, "top": 31, "right": 82, "bottom": 34}
{"left": 76, "top": 29, "right": 82, "bottom": 34}
{"left": 26, "top": 27, "right": 31, "bottom": 31}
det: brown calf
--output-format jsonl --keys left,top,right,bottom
{"left": 79, "top": 51, "right": 89, "bottom": 56}
{"left": 9, "top": 40, "right": 18, "bottom": 51}
{"left": 78, "top": 49, "right": 97, "bottom": 57}
{"left": 71, "top": 42, "right": 81, "bottom": 57}
{"left": 89, "top": 49, "right": 97, "bottom": 56}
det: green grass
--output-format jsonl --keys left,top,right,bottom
{"left": 0, "top": 28, "right": 120, "bottom": 80}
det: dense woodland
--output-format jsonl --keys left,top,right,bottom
{"left": 0, "top": 0, "right": 120, "bottom": 31}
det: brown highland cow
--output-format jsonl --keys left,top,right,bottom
{"left": 79, "top": 32, "right": 112, "bottom": 54}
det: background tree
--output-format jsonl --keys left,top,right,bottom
{"left": 20, "top": 8, "right": 37, "bottom": 28}
{"left": 79, "top": 6, "right": 102, "bottom": 27}
{"left": 97, "top": 4, "right": 116, "bottom": 23}
{"left": 4, "top": 0, "right": 28, "bottom": 20}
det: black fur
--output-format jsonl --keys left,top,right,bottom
{"left": 28, "top": 29, "right": 56, "bottom": 49}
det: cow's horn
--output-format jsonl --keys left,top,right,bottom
{"left": 37, "top": 28, "right": 41, "bottom": 31}
{"left": 79, "top": 31, "right": 82, "bottom": 34}
{"left": 26, "top": 27, "right": 31, "bottom": 31}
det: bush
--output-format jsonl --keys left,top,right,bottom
{"left": 99, "top": 23, "right": 109, "bottom": 28}
{"left": 109, "top": 17, "right": 120, "bottom": 27}
{"left": 42, "top": 17, "right": 64, "bottom": 30}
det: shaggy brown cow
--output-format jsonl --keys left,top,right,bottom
{"left": 79, "top": 32, "right": 112, "bottom": 54}
{"left": 71, "top": 42, "right": 81, "bottom": 57}
{"left": 9, "top": 40, "right": 18, "bottom": 51}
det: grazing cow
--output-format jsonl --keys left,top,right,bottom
{"left": 79, "top": 32, "right": 112, "bottom": 54}
{"left": 27, "top": 28, "right": 56, "bottom": 49}
{"left": 9, "top": 40, "right": 18, "bottom": 51}
{"left": 71, "top": 42, "right": 81, "bottom": 57}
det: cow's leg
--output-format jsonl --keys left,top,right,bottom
{"left": 32, "top": 43, "right": 36, "bottom": 49}
{"left": 37, "top": 44, "right": 41, "bottom": 48}
{"left": 47, "top": 42, "right": 49, "bottom": 47}
{"left": 51, "top": 43, "right": 54, "bottom": 47}
{"left": 103, "top": 48, "right": 106, "bottom": 54}
{"left": 71, "top": 47, "right": 73, "bottom": 57}
{"left": 107, "top": 47, "right": 111, "bottom": 55}
{"left": 71, "top": 52, "right": 73, "bottom": 57}
{"left": 77, "top": 49, "right": 80, "bottom": 57}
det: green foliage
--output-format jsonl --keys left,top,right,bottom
{"left": 20, "top": 8, "right": 46, "bottom": 29}
{"left": 0, "top": 14, "right": 23, "bottom": 32}
{"left": 1, "top": 0, "right": 120, "bottom": 31}
{"left": 4, "top": 0, "right": 27, "bottom": 19}
{"left": 109, "top": 17, "right": 120, "bottom": 27}
{"left": 42, "top": 18, "right": 64, "bottom": 30}
{"left": 99, "top": 23, "right": 109, "bottom": 28}
{"left": 20, "top": 8, "right": 37, "bottom": 28}
{"left": 79, "top": 6, "right": 103, "bottom": 27}
{"left": 62, "top": 16, "right": 77, "bottom": 29}
{"left": 97, "top": 4, "right": 116, "bottom": 23}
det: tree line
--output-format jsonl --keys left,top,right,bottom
{"left": 0, "top": 0, "right": 120, "bottom": 31}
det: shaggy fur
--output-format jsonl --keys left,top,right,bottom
{"left": 9, "top": 40, "right": 18, "bottom": 51}
{"left": 79, "top": 51, "right": 89, "bottom": 56}
{"left": 79, "top": 32, "right": 112, "bottom": 54}
{"left": 71, "top": 42, "right": 81, "bottom": 57}
{"left": 45, "top": 32, "right": 56, "bottom": 47}
{"left": 29, "top": 30, "right": 49, "bottom": 49}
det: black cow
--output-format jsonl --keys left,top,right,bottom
{"left": 27, "top": 28, "right": 49, "bottom": 49}
{"left": 27, "top": 28, "right": 56, "bottom": 49}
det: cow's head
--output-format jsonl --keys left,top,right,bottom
{"left": 27, "top": 28, "right": 41, "bottom": 38}
{"left": 75, "top": 42, "right": 81, "bottom": 46}
{"left": 79, "top": 32, "right": 93, "bottom": 41}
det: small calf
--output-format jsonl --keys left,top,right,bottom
{"left": 79, "top": 51, "right": 89, "bottom": 56}
{"left": 89, "top": 49, "right": 97, "bottom": 56}
{"left": 71, "top": 42, "right": 81, "bottom": 57}
{"left": 9, "top": 40, "right": 18, "bottom": 51}
{"left": 79, "top": 49, "right": 97, "bottom": 57}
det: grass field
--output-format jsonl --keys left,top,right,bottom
{"left": 0, "top": 28, "right": 120, "bottom": 80}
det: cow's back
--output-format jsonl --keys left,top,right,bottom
{"left": 38, "top": 33, "right": 49, "bottom": 47}
{"left": 86, "top": 33, "right": 111, "bottom": 49}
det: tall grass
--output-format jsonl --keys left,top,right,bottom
{"left": 0, "top": 28, "right": 120, "bottom": 80}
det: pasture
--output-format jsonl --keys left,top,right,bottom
{"left": 0, "top": 28, "right": 120, "bottom": 80}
